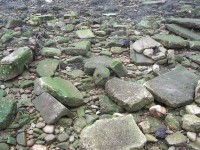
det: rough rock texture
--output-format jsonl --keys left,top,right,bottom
{"left": 182, "top": 114, "right": 200, "bottom": 132}
{"left": 0, "top": 99, "right": 17, "bottom": 130}
{"left": 105, "top": 78, "right": 154, "bottom": 112}
{"left": 166, "top": 24, "right": 200, "bottom": 40}
{"left": 80, "top": 115, "right": 147, "bottom": 150}
{"left": 84, "top": 56, "right": 113, "bottom": 74}
{"left": 34, "top": 77, "right": 84, "bottom": 107}
{"left": 33, "top": 92, "right": 74, "bottom": 124}
{"left": 165, "top": 132, "right": 187, "bottom": 146}
{"left": 189, "top": 41, "right": 200, "bottom": 51}
{"left": 152, "top": 34, "right": 189, "bottom": 49}
{"left": 195, "top": 80, "right": 200, "bottom": 104}
{"left": 36, "top": 59, "right": 60, "bottom": 77}
{"left": 0, "top": 47, "right": 32, "bottom": 81}
{"left": 76, "top": 29, "right": 95, "bottom": 38}
{"left": 130, "top": 36, "right": 161, "bottom": 53}
{"left": 144, "top": 65, "right": 199, "bottom": 107}
{"left": 41, "top": 47, "right": 61, "bottom": 57}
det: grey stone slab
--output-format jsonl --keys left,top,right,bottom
{"left": 144, "top": 65, "right": 199, "bottom": 107}
{"left": 33, "top": 92, "right": 74, "bottom": 124}
{"left": 80, "top": 115, "right": 147, "bottom": 150}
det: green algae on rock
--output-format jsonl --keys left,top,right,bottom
{"left": 34, "top": 77, "right": 84, "bottom": 107}
{"left": 0, "top": 47, "right": 32, "bottom": 81}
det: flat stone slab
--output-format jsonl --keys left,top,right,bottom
{"left": 130, "top": 36, "right": 161, "bottom": 53}
{"left": 191, "top": 54, "right": 200, "bottom": 65}
{"left": 76, "top": 29, "right": 95, "bottom": 38}
{"left": 33, "top": 92, "right": 74, "bottom": 124}
{"left": 144, "top": 65, "right": 199, "bottom": 107}
{"left": 142, "top": 0, "right": 166, "bottom": 5}
{"left": 36, "top": 59, "right": 60, "bottom": 77}
{"left": 105, "top": 78, "right": 154, "bottom": 112}
{"left": 80, "top": 115, "right": 147, "bottom": 150}
{"left": 62, "top": 41, "right": 91, "bottom": 56}
{"left": 0, "top": 99, "right": 17, "bottom": 130}
{"left": 182, "top": 114, "right": 200, "bottom": 132}
{"left": 189, "top": 41, "right": 200, "bottom": 51}
{"left": 166, "top": 18, "right": 200, "bottom": 29}
{"left": 41, "top": 47, "right": 61, "bottom": 57}
{"left": 166, "top": 24, "right": 200, "bottom": 40}
{"left": 0, "top": 47, "right": 32, "bottom": 81}
{"left": 84, "top": 56, "right": 113, "bottom": 74}
{"left": 152, "top": 34, "right": 189, "bottom": 49}
{"left": 34, "top": 77, "right": 84, "bottom": 107}
{"left": 130, "top": 49, "right": 154, "bottom": 65}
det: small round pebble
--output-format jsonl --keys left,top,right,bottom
{"left": 36, "top": 122, "right": 46, "bottom": 129}
{"left": 187, "top": 132, "right": 196, "bottom": 142}
{"left": 155, "top": 127, "right": 166, "bottom": 139}
{"left": 43, "top": 125, "right": 54, "bottom": 134}
{"left": 32, "top": 144, "right": 47, "bottom": 150}
{"left": 27, "top": 139, "right": 35, "bottom": 147}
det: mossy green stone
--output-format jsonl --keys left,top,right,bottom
{"left": 34, "top": 77, "right": 84, "bottom": 107}
{"left": 76, "top": 29, "right": 95, "bottom": 38}
{"left": 182, "top": 114, "right": 200, "bottom": 132}
{"left": 20, "top": 80, "right": 34, "bottom": 88}
{"left": 1, "top": 34, "right": 13, "bottom": 43}
{"left": 41, "top": 47, "right": 61, "bottom": 57}
{"left": 152, "top": 34, "right": 189, "bottom": 48}
{"left": 93, "top": 66, "right": 110, "bottom": 86}
{"left": 0, "top": 47, "right": 32, "bottom": 81}
{"left": 0, "top": 143, "right": 9, "bottom": 150}
{"left": 110, "top": 59, "right": 127, "bottom": 77}
{"left": 36, "top": 59, "right": 60, "bottom": 77}
{"left": 0, "top": 99, "right": 17, "bottom": 130}
{"left": 165, "top": 114, "right": 181, "bottom": 130}
{"left": 191, "top": 53, "right": 200, "bottom": 65}
{"left": 61, "top": 24, "right": 74, "bottom": 32}
{"left": 189, "top": 41, "right": 200, "bottom": 50}
{"left": 166, "top": 132, "right": 187, "bottom": 146}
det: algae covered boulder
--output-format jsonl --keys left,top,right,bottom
{"left": 0, "top": 47, "right": 32, "bottom": 81}
{"left": 0, "top": 99, "right": 17, "bottom": 130}
{"left": 34, "top": 77, "right": 84, "bottom": 107}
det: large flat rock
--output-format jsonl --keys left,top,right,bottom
{"left": 34, "top": 77, "right": 84, "bottom": 107}
{"left": 80, "top": 115, "right": 147, "bottom": 150}
{"left": 33, "top": 92, "right": 74, "bottom": 124}
{"left": 144, "top": 65, "right": 199, "bottom": 107}
{"left": 166, "top": 24, "right": 200, "bottom": 40}
{"left": 166, "top": 18, "right": 200, "bottom": 29}
{"left": 0, "top": 99, "right": 17, "bottom": 130}
{"left": 105, "top": 78, "right": 154, "bottom": 112}
{"left": 152, "top": 34, "right": 189, "bottom": 49}
{"left": 0, "top": 47, "right": 32, "bottom": 81}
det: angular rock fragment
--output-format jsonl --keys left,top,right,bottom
{"left": 80, "top": 115, "right": 147, "bottom": 150}
{"left": 182, "top": 114, "right": 200, "bottom": 132}
{"left": 93, "top": 66, "right": 110, "bottom": 86}
{"left": 99, "top": 95, "right": 123, "bottom": 114}
{"left": 110, "top": 59, "right": 127, "bottom": 77}
{"left": 0, "top": 47, "right": 32, "bottom": 81}
{"left": 130, "top": 36, "right": 161, "bottom": 53}
{"left": 36, "top": 59, "right": 60, "bottom": 77}
{"left": 190, "top": 53, "right": 200, "bottom": 65}
{"left": 166, "top": 24, "right": 200, "bottom": 40}
{"left": 189, "top": 41, "right": 200, "bottom": 51}
{"left": 34, "top": 77, "right": 84, "bottom": 107}
{"left": 76, "top": 29, "right": 95, "bottom": 38}
{"left": 84, "top": 56, "right": 113, "bottom": 74}
{"left": 195, "top": 80, "right": 200, "bottom": 104}
{"left": 41, "top": 47, "right": 61, "bottom": 57}
{"left": 0, "top": 99, "right": 17, "bottom": 130}
{"left": 185, "top": 105, "right": 200, "bottom": 116}
{"left": 165, "top": 132, "right": 187, "bottom": 146}
{"left": 33, "top": 92, "right": 74, "bottom": 124}
{"left": 166, "top": 18, "right": 200, "bottom": 29}
{"left": 105, "top": 78, "right": 154, "bottom": 112}
{"left": 62, "top": 41, "right": 91, "bottom": 56}
{"left": 144, "top": 65, "right": 199, "bottom": 107}
{"left": 152, "top": 34, "right": 189, "bottom": 48}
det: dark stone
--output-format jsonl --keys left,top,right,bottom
{"left": 155, "top": 127, "right": 166, "bottom": 139}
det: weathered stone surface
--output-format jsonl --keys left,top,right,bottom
{"left": 41, "top": 47, "right": 61, "bottom": 57}
{"left": 110, "top": 59, "right": 127, "bottom": 77}
{"left": 144, "top": 65, "right": 199, "bottom": 107}
{"left": 165, "top": 132, "right": 187, "bottom": 146}
{"left": 0, "top": 99, "right": 17, "bottom": 130}
{"left": 0, "top": 143, "right": 9, "bottom": 150}
{"left": 130, "top": 49, "right": 154, "bottom": 65}
{"left": 189, "top": 41, "right": 200, "bottom": 51}
{"left": 63, "top": 41, "right": 91, "bottom": 56}
{"left": 93, "top": 66, "right": 110, "bottom": 86}
{"left": 99, "top": 95, "right": 123, "bottom": 114}
{"left": 152, "top": 34, "right": 189, "bottom": 48}
{"left": 182, "top": 114, "right": 200, "bottom": 132}
{"left": 34, "top": 77, "right": 84, "bottom": 107}
{"left": 36, "top": 59, "right": 60, "bottom": 77}
{"left": 130, "top": 36, "right": 161, "bottom": 53}
{"left": 16, "top": 132, "right": 26, "bottom": 146}
{"left": 187, "top": 137, "right": 200, "bottom": 150}
{"left": 191, "top": 53, "right": 200, "bottom": 65}
{"left": 80, "top": 115, "right": 147, "bottom": 150}
{"left": 33, "top": 92, "right": 74, "bottom": 124}
{"left": 185, "top": 105, "right": 200, "bottom": 116}
{"left": 165, "top": 114, "right": 180, "bottom": 130}
{"left": 32, "top": 145, "right": 47, "bottom": 150}
{"left": 166, "top": 18, "right": 200, "bottom": 29}
{"left": 84, "top": 56, "right": 113, "bottom": 74}
{"left": 76, "top": 29, "right": 95, "bottom": 38}
{"left": 195, "top": 80, "right": 200, "bottom": 104}
{"left": 142, "top": 0, "right": 166, "bottom": 5}
{"left": 0, "top": 47, "right": 32, "bottom": 81}
{"left": 105, "top": 78, "right": 154, "bottom": 112}
{"left": 166, "top": 24, "right": 200, "bottom": 40}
